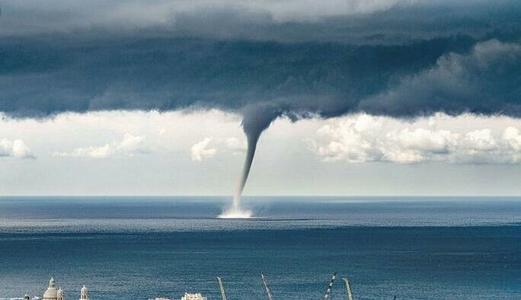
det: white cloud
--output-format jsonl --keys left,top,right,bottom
{"left": 190, "top": 136, "right": 247, "bottom": 161}
{"left": 385, "top": 128, "right": 457, "bottom": 163}
{"left": 191, "top": 137, "right": 217, "bottom": 162}
{"left": 4, "top": 110, "right": 521, "bottom": 195}
{"left": 0, "top": 138, "right": 35, "bottom": 159}
{"left": 462, "top": 129, "right": 497, "bottom": 151}
{"left": 503, "top": 127, "right": 521, "bottom": 151}
{"left": 312, "top": 113, "right": 521, "bottom": 164}
{"left": 54, "top": 133, "right": 147, "bottom": 159}
{"left": 314, "top": 115, "right": 383, "bottom": 163}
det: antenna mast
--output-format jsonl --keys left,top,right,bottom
{"left": 321, "top": 272, "right": 337, "bottom": 300}
{"left": 217, "top": 277, "right": 228, "bottom": 300}
{"left": 261, "top": 273, "right": 273, "bottom": 300}
{"left": 343, "top": 278, "right": 354, "bottom": 300}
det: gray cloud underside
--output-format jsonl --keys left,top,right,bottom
{"left": 0, "top": 0, "right": 520, "bottom": 121}
{"left": 1, "top": 1, "right": 521, "bottom": 43}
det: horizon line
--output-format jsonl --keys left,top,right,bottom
{"left": 1, "top": 195, "right": 521, "bottom": 198}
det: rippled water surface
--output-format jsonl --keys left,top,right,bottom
{"left": 0, "top": 197, "right": 520, "bottom": 299}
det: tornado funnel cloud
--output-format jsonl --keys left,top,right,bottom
{"left": 219, "top": 104, "right": 281, "bottom": 219}
{"left": 220, "top": 134, "right": 258, "bottom": 219}
{"left": 234, "top": 132, "right": 260, "bottom": 204}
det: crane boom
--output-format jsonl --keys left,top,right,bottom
{"left": 217, "top": 277, "right": 227, "bottom": 300}
{"left": 343, "top": 278, "right": 354, "bottom": 300}
{"left": 261, "top": 273, "right": 273, "bottom": 300}
{"left": 321, "top": 272, "right": 337, "bottom": 300}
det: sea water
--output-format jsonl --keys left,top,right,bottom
{"left": 0, "top": 196, "right": 520, "bottom": 299}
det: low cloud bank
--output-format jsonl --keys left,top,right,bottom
{"left": 191, "top": 136, "right": 246, "bottom": 162}
{"left": 0, "top": 138, "right": 34, "bottom": 159}
{"left": 54, "top": 133, "right": 146, "bottom": 158}
{"left": 312, "top": 114, "right": 521, "bottom": 164}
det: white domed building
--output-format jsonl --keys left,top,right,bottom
{"left": 41, "top": 277, "right": 89, "bottom": 300}
{"left": 42, "top": 277, "right": 63, "bottom": 300}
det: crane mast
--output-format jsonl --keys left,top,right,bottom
{"left": 321, "top": 272, "right": 337, "bottom": 300}
{"left": 261, "top": 273, "right": 273, "bottom": 300}
{"left": 343, "top": 278, "right": 354, "bottom": 300}
{"left": 217, "top": 277, "right": 227, "bottom": 300}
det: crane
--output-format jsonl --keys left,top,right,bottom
{"left": 217, "top": 277, "right": 227, "bottom": 300}
{"left": 261, "top": 273, "right": 273, "bottom": 300}
{"left": 321, "top": 272, "right": 337, "bottom": 300}
{"left": 342, "top": 278, "right": 354, "bottom": 300}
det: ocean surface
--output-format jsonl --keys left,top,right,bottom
{"left": 0, "top": 196, "right": 520, "bottom": 299}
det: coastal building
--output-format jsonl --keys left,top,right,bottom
{"left": 80, "top": 286, "right": 89, "bottom": 300}
{"left": 43, "top": 278, "right": 59, "bottom": 300}
{"left": 40, "top": 278, "right": 89, "bottom": 300}
{"left": 181, "top": 293, "right": 206, "bottom": 300}
{"left": 149, "top": 292, "right": 206, "bottom": 300}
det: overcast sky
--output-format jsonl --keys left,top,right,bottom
{"left": 2, "top": 111, "right": 521, "bottom": 196}
{"left": 1, "top": 0, "right": 521, "bottom": 196}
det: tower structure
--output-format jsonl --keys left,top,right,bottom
{"left": 43, "top": 277, "right": 59, "bottom": 300}
{"left": 217, "top": 277, "right": 227, "bottom": 300}
{"left": 80, "top": 285, "right": 89, "bottom": 300}
{"left": 343, "top": 278, "right": 354, "bottom": 300}
{"left": 261, "top": 273, "right": 273, "bottom": 300}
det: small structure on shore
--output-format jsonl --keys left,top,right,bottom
{"left": 181, "top": 293, "right": 206, "bottom": 300}
{"left": 42, "top": 277, "right": 63, "bottom": 300}
{"left": 80, "top": 285, "right": 89, "bottom": 300}
{"left": 39, "top": 278, "right": 89, "bottom": 300}
{"left": 9, "top": 273, "right": 364, "bottom": 300}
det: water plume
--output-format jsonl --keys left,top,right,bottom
{"left": 219, "top": 104, "right": 281, "bottom": 218}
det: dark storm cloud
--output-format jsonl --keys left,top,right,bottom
{"left": 0, "top": 36, "right": 478, "bottom": 118}
{"left": 0, "top": 0, "right": 520, "bottom": 120}
{"left": 360, "top": 40, "right": 521, "bottom": 117}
